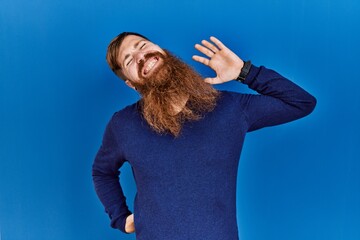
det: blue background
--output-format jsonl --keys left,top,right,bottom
{"left": 1, "top": 0, "right": 359, "bottom": 239}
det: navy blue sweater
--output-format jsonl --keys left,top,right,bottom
{"left": 92, "top": 64, "right": 316, "bottom": 239}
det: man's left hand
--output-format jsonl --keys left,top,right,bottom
{"left": 192, "top": 36, "right": 244, "bottom": 84}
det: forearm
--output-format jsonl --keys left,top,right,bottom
{"left": 92, "top": 165, "right": 132, "bottom": 233}
{"left": 239, "top": 64, "right": 317, "bottom": 131}
{"left": 244, "top": 64, "right": 316, "bottom": 113}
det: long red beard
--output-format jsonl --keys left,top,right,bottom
{"left": 130, "top": 49, "right": 220, "bottom": 137}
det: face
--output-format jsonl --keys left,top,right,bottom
{"left": 108, "top": 34, "right": 219, "bottom": 137}
{"left": 117, "top": 35, "right": 166, "bottom": 87}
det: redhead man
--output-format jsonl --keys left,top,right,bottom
{"left": 92, "top": 32, "right": 316, "bottom": 240}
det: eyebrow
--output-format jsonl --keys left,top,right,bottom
{"left": 123, "top": 40, "right": 143, "bottom": 66}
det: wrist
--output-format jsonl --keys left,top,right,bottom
{"left": 235, "top": 60, "right": 251, "bottom": 83}
{"left": 232, "top": 60, "right": 244, "bottom": 80}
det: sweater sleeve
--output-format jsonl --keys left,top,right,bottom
{"left": 239, "top": 64, "right": 317, "bottom": 132}
{"left": 92, "top": 114, "right": 132, "bottom": 233}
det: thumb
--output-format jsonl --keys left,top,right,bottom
{"left": 204, "top": 76, "right": 221, "bottom": 85}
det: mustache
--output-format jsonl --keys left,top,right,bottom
{"left": 138, "top": 51, "right": 167, "bottom": 79}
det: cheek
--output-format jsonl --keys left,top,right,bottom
{"left": 127, "top": 66, "right": 140, "bottom": 81}
{"left": 152, "top": 47, "right": 165, "bottom": 55}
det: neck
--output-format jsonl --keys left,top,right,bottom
{"left": 170, "top": 94, "right": 189, "bottom": 116}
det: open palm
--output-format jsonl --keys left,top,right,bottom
{"left": 192, "top": 36, "right": 244, "bottom": 84}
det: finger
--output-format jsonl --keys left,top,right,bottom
{"left": 210, "top": 36, "right": 227, "bottom": 50}
{"left": 192, "top": 55, "right": 210, "bottom": 66}
{"left": 195, "top": 44, "right": 214, "bottom": 58}
{"left": 204, "top": 77, "right": 221, "bottom": 85}
{"left": 201, "top": 40, "right": 219, "bottom": 53}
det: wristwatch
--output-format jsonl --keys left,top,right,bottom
{"left": 235, "top": 60, "right": 252, "bottom": 83}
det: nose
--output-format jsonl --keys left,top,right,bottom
{"left": 134, "top": 50, "right": 146, "bottom": 64}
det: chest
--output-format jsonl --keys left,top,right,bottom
{"left": 120, "top": 106, "right": 247, "bottom": 179}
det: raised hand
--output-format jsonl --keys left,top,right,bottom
{"left": 192, "top": 36, "right": 244, "bottom": 84}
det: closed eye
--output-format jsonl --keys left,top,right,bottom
{"left": 124, "top": 42, "right": 146, "bottom": 67}
{"left": 126, "top": 58, "right": 133, "bottom": 66}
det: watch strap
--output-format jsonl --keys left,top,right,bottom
{"left": 236, "top": 60, "right": 252, "bottom": 83}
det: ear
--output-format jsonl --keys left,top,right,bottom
{"left": 125, "top": 80, "right": 137, "bottom": 91}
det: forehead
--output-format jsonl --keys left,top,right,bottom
{"left": 118, "top": 35, "right": 149, "bottom": 62}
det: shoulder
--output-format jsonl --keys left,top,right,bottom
{"left": 216, "top": 90, "right": 253, "bottom": 115}
{"left": 109, "top": 100, "right": 141, "bottom": 127}
{"left": 218, "top": 90, "right": 246, "bottom": 103}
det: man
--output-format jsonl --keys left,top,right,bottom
{"left": 92, "top": 32, "right": 316, "bottom": 240}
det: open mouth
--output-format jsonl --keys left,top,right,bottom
{"left": 142, "top": 56, "right": 161, "bottom": 76}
